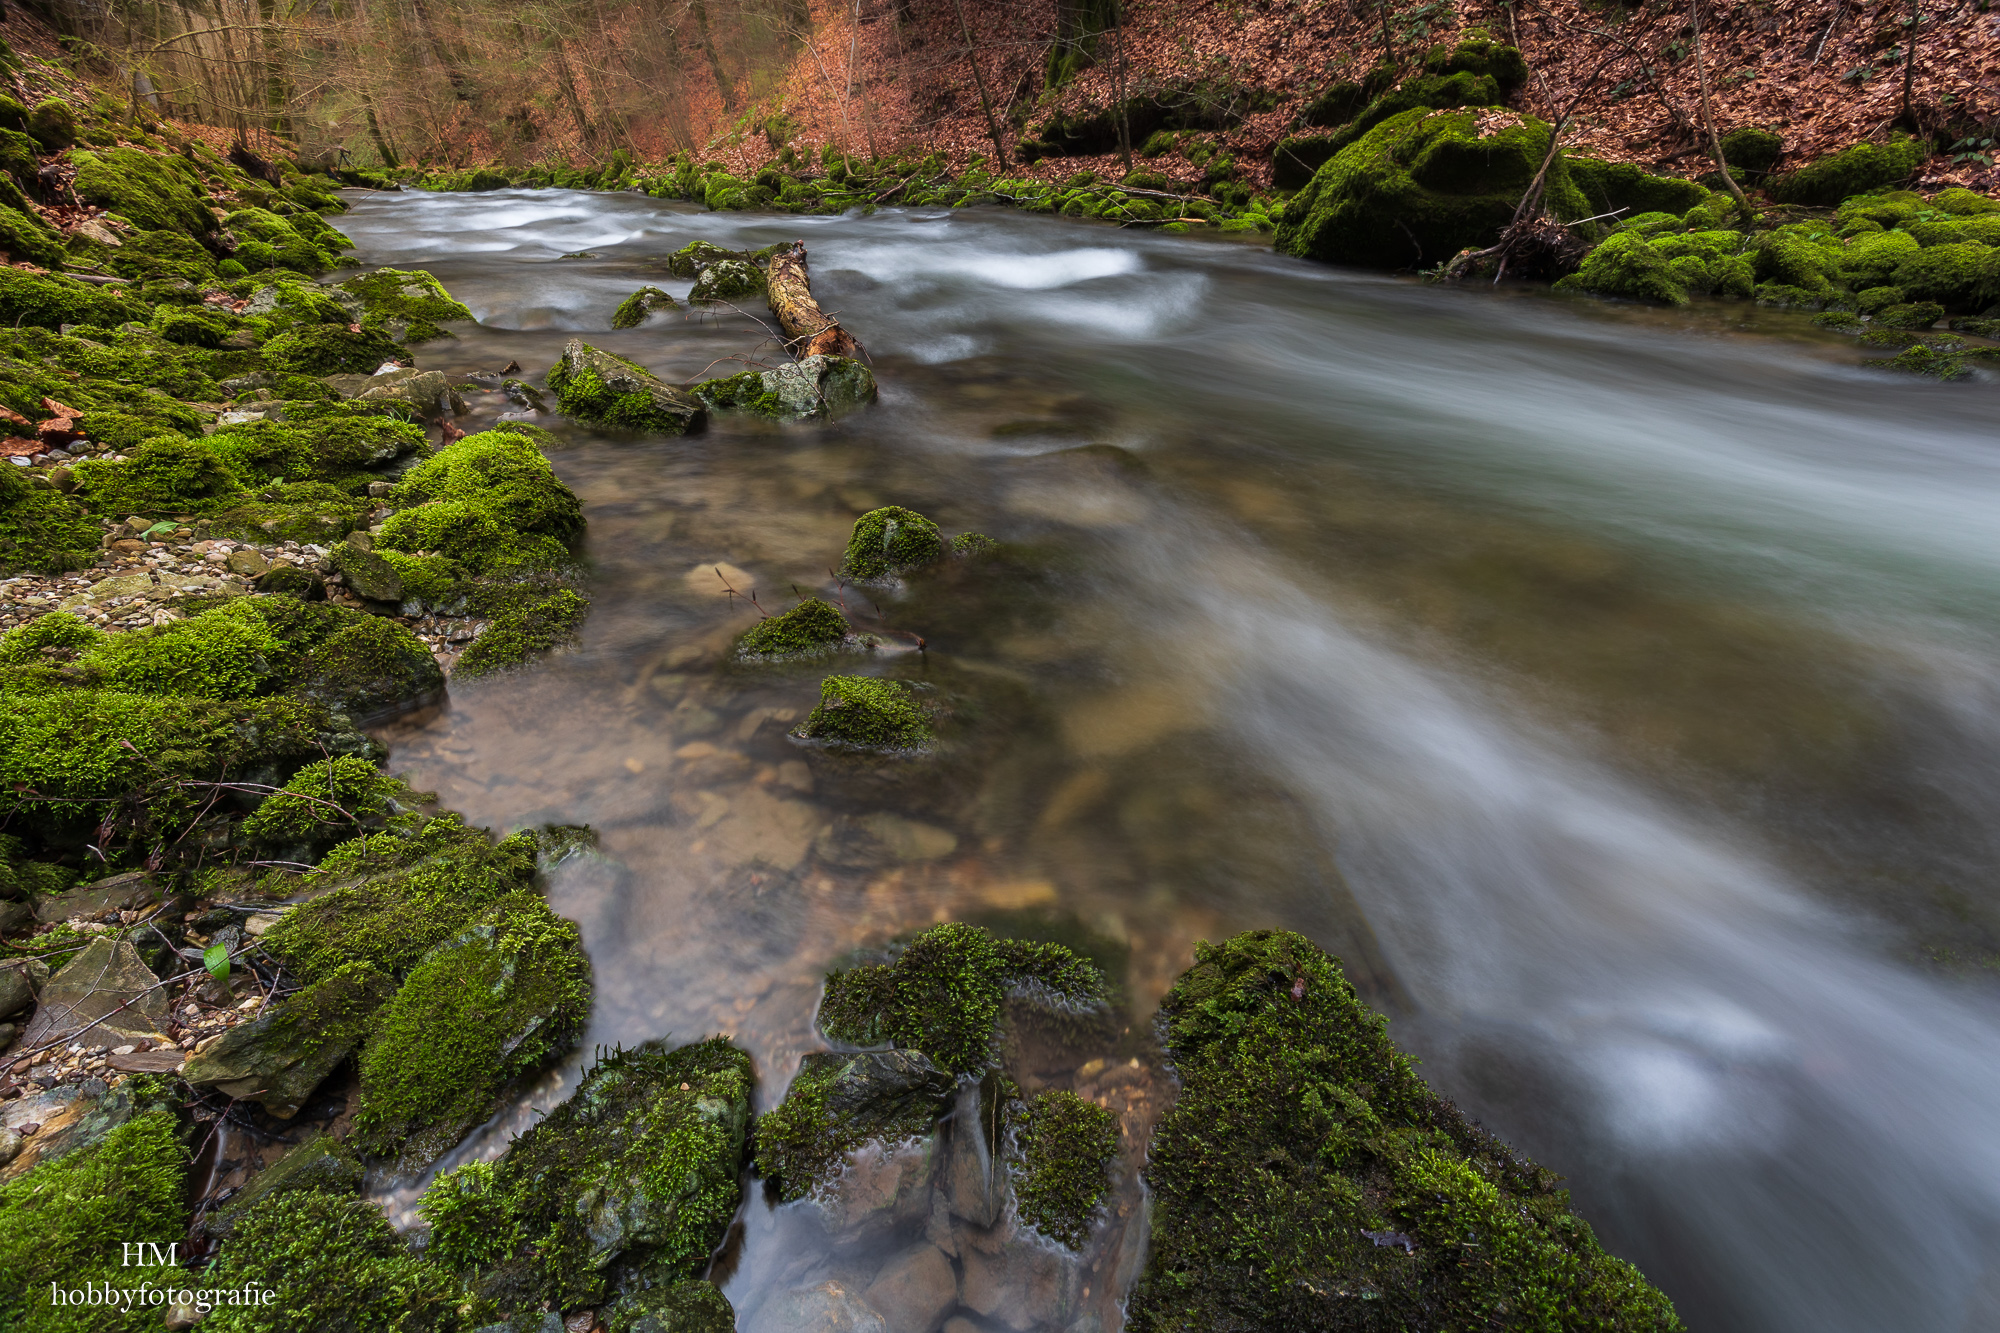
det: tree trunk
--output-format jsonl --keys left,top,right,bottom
{"left": 362, "top": 92, "right": 400, "bottom": 167}
{"left": 1900, "top": 0, "right": 1920, "bottom": 126}
{"left": 948, "top": 0, "right": 1008, "bottom": 166}
{"left": 1113, "top": 0, "right": 1131, "bottom": 172}
{"left": 408, "top": 0, "right": 476, "bottom": 102}
{"left": 767, "top": 242, "right": 861, "bottom": 360}
{"left": 690, "top": 0, "right": 735, "bottom": 111}
{"left": 552, "top": 40, "right": 596, "bottom": 149}
{"left": 1689, "top": 0, "right": 1751, "bottom": 214}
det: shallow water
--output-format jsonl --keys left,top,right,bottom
{"left": 338, "top": 187, "right": 2000, "bottom": 1332}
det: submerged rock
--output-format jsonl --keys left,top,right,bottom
{"left": 755, "top": 1049, "right": 957, "bottom": 1201}
{"left": 793, "top": 675, "right": 938, "bottom": 753}
{"left": 1123, "top": 929, "right": 1684, "bottom": 1332}
{"left": 420, "top": 1036, "right": 754, "bottom": 1314}
{"left": 611, "top": 285, "right": 682, "bottom": 329}
{"left": 690, "top": 353, "right": 876, "bottom": 421}
{"left": 546, "top": 338, "right": 706, "bottom": 435}
{"left": 183, "top": 962, "right": 396, "bottom": 1117}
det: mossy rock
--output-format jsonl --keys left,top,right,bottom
{"left": 290, "top": 614, "right": 445, "bottom": 721}
{"left": 226, "top": 205, "right": 348, "bottom": 274}
{"left": 393, "top": 429, "right": 583, "bottom": 542}
{"left": 1766, "top": 137, "right": 1927, "bottom": 207}
{"left": 341, "top": 267, "right": 474, "bottom": 342}
{"left": 1422, "top": 33, "right": 1529, "bottom": 92}
{"left": 1277, "top": 108, "right": 1586, "bottom": 269}
{"left": 0, "top": 463, "right": 100, "bottom": 574}
{"left": 259, "top": 814, "right": 542, "bottom": 983}
{"left": 183, "top": 961, "right": 396, "bottom": 1117}
{"left": 839, "top": 504, "right": 945, "bottom": 581}
{"left": 73, "top": 146, "right": 218, "bottom": 242}
{"left": 263, "top": 324, "right": 406, "bottom": 375}
{"left": 1719, "top": 126, "right": 1784, "bottom": 175}
{"left": 793, "top": 675, "right": 938, "bottom": 753}
{"left": 1566, "top": 157, "right": 1709, "bottom": 222}
{"left": 1299, "top": 70, "right": 1509, "bottom": 170}
{"left": 456, "top": 588, "right": 590, "bottom": 676}
{"left": 692, "top": 354, "right": 876, "bottom": 421}
{"left": 816, "top": 921, "right": 1107, "bottom": 1075}
{"left": 1876, "top": 342, "right": 1972, "bottom": 380}
{"left": 0, "top": 1110, "right": 188, "bottom": 1332}
{"left": 1011, "top": 1088, "right": 1119, "bottom": 1249}
{"left": 0, "top": 201, "right": 64, "bottom": 268}
{"left": 546, "top": 338, "right": 706, "bottom": 435}
{"left": 1891, "top": 242, "right": 2000, "bottom": 312}
{"left": 71, "top": 434, "right": 246, "bottom": 515}
{"left": 688, "top": 258, "right": 764, "bottom": 303}
{"left": 665, "top": 240, "right": 750, "bottom": 278}
{"left": 754, "top": 1048, "right": 956, "bottom": 1201}
{"left": 209, "top": 415, "right": 428, "bottom": 484}
{"left": 1875, "top": 300, "right": 1944, "bottom": 330}
{"left": 604, "top": 1281, "right": 735, "bottom": 1333}
{"left": 419, "top": 1037, "right": 753, "bottom": 1313}
{"left": 107, "top": 228, "right": 219, "bottom": 285}
{"left": 611, "top": 285, "right": 681, "bottom": 329}
{"left": 201, "top": 1133, "right": 365, "bottom": 1239}
{"left": 735, "top": 596, "right": 852, "bottom": 661}
{"left": 240, "top": 754, "right": 412, "bottom": 848}
{"left": 204, "top": 1189, "right": 474, "bottom": 1332}
{"left": 1123, "top": 930, "right": 1683, "bottom": 1333}
{"left": 352, "top": 892, "right": 592, "bottom": 1173}
{"left": 0, "top": 268, "right": 149, "bottom": 329}
{"left": 24, "top": 98, "right": 76, "bottom": 152}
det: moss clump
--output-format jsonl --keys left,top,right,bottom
{"left": 689, "top": 369, "right": 782, "bottom": 416}
{"left": 1555, "top": 231, "right": 1690, "bottom": 305}
{"left": 1875, "top": 300, "right": 1944, "bottom": 330}
{"left": 1767, "top": 137, "right": 1927, "bottom": 206}
{"left": 688, "top": 258, "right": 764, "bottom": 303}
{"left": 0, "top": 1110, "right": 188, "bottom": 1333}
{"left": 419, "top": 1037, "right": 753, "bottom": 1313}
{"left": 0, "top": 268, "right": 149, "bottom": 329}
{"left": 753, "top": 1048, "right": 957, "bottom": 1202}
{"left": 225, "top": 206, "right": 349, "bottom": 274}
{"left": 210, "top": 416, "right": 427, "bottom": 484}
{"left": 1892, "top": 242, "right": 2000, "bottom": 312}
{"left": 204, "top": 1189, "right": 474, "bottom": 1333}
{"left": 735, "top": 596, "right": 850, "bottom": 660}
{"left": 457, "top": 588, "right": 590, "bottom": 676}
{"left": 260, "top": 814, "right": 541, "bottom": 983}
{"left": 290, "top": 614, "right": 445, "bottom": 719}
{"left": 1124, "top": 930, "right": 1683, "bottom": 1333}
{"left": 85, "top": 598, "right": 284, "bottom": 697}
{"left": 25, "top": 98, "right": 74, "bottom": 152}
{"left": 72, "top": 147, "right": 219, "bottom": 241}
{"left": 393, "top": 429, "right": 582, "bottom": 542}
{"left": 840, "top": 504, "right": 946, "bottom": 581}
{"left": 817, "top": 921, "right": 1108, "bottom": 1075}
{"left": 1012, "top": 1089, "right": 1119, "bottom": 1249}
{"left": 611, "top": 285, "right": 681, "bottom": 328}
{"left": 72, "top": 435, "right": 247, "bottom": 514}
{"left": 110, "top": 229, "right": 220, "bottom": 286}
{"left": 183, "top": 963, "right": 398, "bottom": 1118}
{"left": 1566, "top": 158, "right": 1708, "bottom": 221}
{"left": 666, "top": 239, "right": 748, "bottom": 277}
{"left": 240, "top": 755, "right": 408, "bottom": 845}
{"left": 1277, "top": 108, "right": 1588, "bottom": 269}
{"left": 605, "top": 1282, "right": 735, "bottom": 1333}
{"left": 544, "top": 339, "right": 706, "bottom": 435}
{"left": 793, "top": 674, "right": 936, "bottom": 752}
{"left": 353, "top": 892, "right": 593, "bottom": 1171}
{"left": 262, "top": 324, "right": 405, "bottom": 376}
{"left": 0, "top": 464, "right": 101, "bottom": 574}
{"left": 0, "top": 200, "right": 65, "bottom": 267}
{"left": 340, "top": 267, "right": 473, "bottom": 342}
{"left": 1717, "top": 126, "right": 1784, "bottom": 175}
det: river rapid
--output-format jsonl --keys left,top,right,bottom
{"left": 334, "top": 187, "right": 2000, "bottom": 1333}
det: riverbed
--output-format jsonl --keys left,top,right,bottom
{"left": 335, "top": 187, "right": 2000, "bottom": 1333}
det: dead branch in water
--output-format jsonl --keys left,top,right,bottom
{"left": 766, "top": 240, "right": 863, "bottom": 360}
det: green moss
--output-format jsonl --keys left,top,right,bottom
{"left": 340, "top": 268, "right": 473, "bottom": 340}
{"left": 689, "top": 369, "right": 781, "bottom": 416}
{"left": 353, "top": 892, "right": 592, "bottom": 1171}
{"left": 376, "top": 502, "right": 561, "bottom": 575}
{"left": 260, "top": 815, "right": 541, "bottom": 982}
{"left": 393, "top": 430, "right": 582, "bottom": 541}
{"left": 1555, "top": 231, "right": 1688, "bottom": 305}
{"left": 0, "top": 1111, "right": 187, "bottom": 1333}
{"left": 290, "top": 614, "right": 445, "bottom": 720}
{"left": 605, "top": 1282, "right": 735, "bottom": 1333}
{"left": 204, "top": 1189, "right": 474, "bottom": 1333}
{"left": 1891, "top": 242, "right": 2000, "bottom": 312}
{"left": 818, "top": 921, "right": 1107, "bottom": 1075}
{"left": 0, "top": 611, "right": 101, "bottom": 664}
{"left": 73, "top": 147, "right": 218, "bottom": 241}
{"left": 689, "top": 258, "right": 764, "bottom": 303}
{"left": 109, "top": 229, "right": 219, "bottom": 285}
{"left": 1878, "top": 343, "right": 1972, "bottom": 380}
{"left": 1934, "top": 188, "right": 2000, "bottom": 217}
{"left": 184, "top": 965, "right": 398, "bottom": 1119}
{"left": 1837, "top": 228, "right": 1921, "bottom": 287}
{"left": 0, "top": 201, "right": 65, "bottom": 267}
{"left": 1718, "top": 126, "right": 1784, "bottom": 174}
{"left": 666, "top": 241, "right": 748, "bottom": 278}
{"left": 611, "top": 285, "right": 681, "bottom": 328}
{"left": 240, "top": 755, "right": 407, "bottom": 844}
{"left": 1875, "top": 300, "right": 1944, "bottom": 330}
{"left": 794, "top": 674, "right": 937, "bottom": 752}
{"left": 72, "top": 435, "right": 247, "bottom": 514}
{"left": 0, "top": 463, "right": 102, "bottom": 573}
{"left": 84, "top": 598, "right": 283, "bottom": 698}
{"left": 0, "top": 268, "right": 149, "bottom": 329}
{"left": 735, "top": 596, "right": 850, "bottom": 660}
{"left": 1012, "top": 1089, "right": 1119, "bottom": 1249}
{"left": 1277, "top": 108, "right": 1587, "bottom": 269}
{"left": 25, "top": 99, "right": 76, "bottom": 152}
{"left": 1124, "top": 930, "right": 1682, "bottom": 1333}
{"left": 457, "top": 588, "right": 590, "bottom": 676}
{"left": 753, "top": 1049, "right": 955, "bottom": 1203}
{"left": 262, "top": 324, "right": 405, "bottom": 375}
{"left": 225, "top": 206, "right": 348, "bottom": 274}
{"left": 419, "top": 1037, "right": 753, "bottom": 1313}
{"left": 1767, "top": 137, "right": 1927, "bottom": 207}
{"left": 1752, "top": 229, "right": 1839, "bottom": 295}
{"left": 1565, "top": 158, "right": 1708, "bottom": 220}
{"left": 1423, "top": 33, "right": 1529, "bottom": 91}
{"left": 378, "top": 549, "right": 467, "bottom": 610}
{"left": 210, "top": 416, "right": 427, "bottom": 484}
{"left": 840, "top": 505, "right": 946, "bottom": 581}
{"left": 202, "top": 1134, "right": 366, "bottom": 1239}
{"left": 544, "top": 341, "right": 705, "bottom": 435}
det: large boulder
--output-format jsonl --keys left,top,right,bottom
{"left": 1276, "top": 106, "right": 1587, "bottom": 269}
{"left": 183, "top": 962, "right": 396, "bottom": 1117}
{"left": 691, "top": 354, "right": 876, "bottom": 421}
{"left": 546, "top": 338, "right": 706, "bottom": 435}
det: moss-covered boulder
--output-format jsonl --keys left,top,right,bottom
{"left": 340, "top": 267, "right": 473, "bottom": 342}
{"left": 456, "top": 588, "right": 590, "bottom": 676}
{"left": 1011, "top": 1088, "right": 1119, "bottom": 1249}
{"left": 1719, "top": 126, "right": 1784, "bottom": 175}
{"left": 183, "top": 961, "right": 396, "bottom": 1117}
{"left": 793, "top": 674, "right": 938, "bottom": 753}
{"left": 0, "top": 1110, "right": 188, "bottom": 1332}
{"left": 0, "top": 463, "right": 100, "bottom": 574}
{"left": 1891, "top": 241, "right": 2000, "bottom": 312}
{"left": 666, "top": 239, "right": 751, "bottom": 278}
{"left": 72, "top": 435, "right": 246, "bottom": 514}
{"left": 611, "top": 285, "right": 681, "bottom": 329}
{"left": 201, "top": 1133, "right": 364, "bottom": 1239}
{"left": 1556, "top": 231, "right": 1693, "bottom": 305}
{"left": 239, "top": 754, "right": 411, "bottom": 849}
{"left": 1767, "top": 137, "right": 1927, "bottom": 207}
{"left": 73, "top": 146, "right": 219, "bottom": 242}
{"left": 419, "top": 1037, "right": 754, "bottom": 1314}
{"left": 1277, "top": 108, "right": 1586, "bottom": 269}
{"left": 226, "top": 206, "right": 349, "bottom": 275}
{"left": 688, "top": 258, "right": 764, "bottom": 303}
{"left": 1124, "top": 930, "right": 1683, "bottom": 1332}
{"left": 546, "top": 339, "right": 706, "bottom": 435}
{"left": 24, "top": 99, "right": 74, "bottom": 152}
{"left": 204, "top": 1189, "right": 474, "bottom": 1332}
{"left": 839, "top": 504, "right": 945, "bottom": 581}
{"left": 693, "top": 353, "right": 876, "bottom": 421}
{"left": 352, "top": 893, "right": 592, "bottom": 1172}
{"left": 109, "top": 229, "right": 219, "bottom": 286}
{"left": 754, "top": 1048, "right": 957, "bottom": 1201}
{"left": 735, "top": 596, "right": 852, "bottom": 660}
{"left": 209, "top": 415, "right": 429, "bottom": 486}
{"left": 816, "top": 921, "right": 1107, "bottom": 1075}
{"left": 0, "top": 268, "right": 149, "bottom": 329}
{"left": 605, "top": 1281, "right": 735, "bottom": 1333}
{"left": 263, "top": 324, "right": 406, "bottom": 376}
{"left": 393, "top": 429, "right": 583, "bottom": 543}
{"left": 1566, "top": 158, "right": 1709, "bottom": 221}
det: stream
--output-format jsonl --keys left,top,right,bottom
{"left": 333, "top": 187, "right": 2000, "bottom": 1333}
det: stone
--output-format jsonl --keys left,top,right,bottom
{"left": 688, "top": 258, "right": 765, "bottom": 303}
{"left": 32, "top": 869, "right": 160, "bottom": 922}
{"left": 862, "top": 1244, "right": 957, "bottom": 1333}
{"left": 0, "top": 1126, "right": 19, "bottom": 1166}
{"left": 72, "top": 219, "right": 123, "bottom": 248}
{"left": 546, "top": 338, "right": 706, "bottom": 435}
{"left": 22, "top": 937, "right": 169, "bottom": 1048}
{"left": 202, "top": 1132, "right": 364, "bottom": 1238}
{"left": 815, "top": 812, "right": 959, "bottom": 868}
{"left": 57, "top": 572, "right": 154, "bottom": 613}
{"left": 1, "top": 1071, "right": 178, "bottom": 1182}
{"left": 0, "top": 958, "right": 45, "bottom": 1019}
{"left": 604, "top": 1279, "right": 735, "bottom": 1333}
{"left": 357, "top": 367, "right": 460, "bottom": 417}
{"left": 224, "top": 547, "right": 270, "bottom": 577}
{"left": 108, "top": 1047, "right": 184, "bottom": 1074}
{"left": 960, "top": 1243, "right": 1080, "bottom": 1333}
{"left": 745, "top": 1281, "right": 886, "bottom": 1333}
{"left": 183, "top": 963, "right": 395, "bottom": 1117}
{"left": 0, "top": 900, "right": 31, "bottom": 935}
{"left": 329, "top": 538, "right": 403, "bottom": 602}
{"left": 761, "top": 355, "right": 877, "bottom": 419}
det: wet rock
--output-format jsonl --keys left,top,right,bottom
{"left": 0, "top": 1125, "right": 19, "bottom": 1165}
{"left": 225, "top": 547, "right": 271, "bottom": 578}
{"left": 330, "top": 537, "right": 403, "bottom": 603}
{"left": 793, "top": 676, "right": 938, "bottom": 754}
{"left": 0, "top": 957, "right": 47, "bottom": 1018}
{"left": 604, "top": 1279, "right": 735, "bottom": 1333}
{"left": 862, "top": 1243, "right": 957, "bottom": 1333}
{"left": 546, "top": 338, "right": 706, "bottom": 436}
{"left": 32, "top": 868, "right": 159, "bottom": 922}
{"left": 356, "top": 367, "right": 461, "bottom": 416}
{"left": 961, "top": 1242, "right": 1081, "bottom": 1332}
{"left": 691, "top": 355, "right": 876, "bottom": 422}
{"left": 22, "top": 937, "right": 169, "bottom": 1048}
{"left": 1, "top": 1071, "right": 180, "bottom": 1182}
{"left": 611, "top": 285, "right": 683, "bottom": 330}
{"left": 689, "top": 258, "right": 765, "bottom": 303}
{"left": 183, "top": 962, "right": 396, "bottom": 1117}
{"left": 0, "top": 899, "right": 31, "bottom": 934}
{"left": 203, "top": 1132, "right": 365, "bottom": 1238}
{"left": 814, "top": 812, "right": 959, "bottom": 867}
{"left": 745, "top": 1280, "right": 887, "bottom": 1333}
{"left": 756, "top": 1049, "right": 957, "bottom": 1202}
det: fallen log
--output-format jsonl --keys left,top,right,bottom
{"left": 766, "top": 241, "right": 860, "bottom": 361}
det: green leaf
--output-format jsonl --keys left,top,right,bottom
{"left": 203, "top": 943, "right": 230, "bottom": 983}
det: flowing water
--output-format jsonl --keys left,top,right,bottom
{"left": 332, "top": 188, "right": 2000, "bottom": 1332}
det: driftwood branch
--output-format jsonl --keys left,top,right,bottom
{"left": 766, "top": 241, "right": 861, "bottom": 360}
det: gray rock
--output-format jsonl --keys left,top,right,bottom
{"left": 862, "top": 1244, "right": 957, "bottom": 1333}
{"left": 551, "top": 338, "right": 705, "bottom": 435}
{"left": 22, "top": 937, "right": 169, "bottom": 1048}
{"left": 0, "top": 957, "right": 47, "bottom": 1019}
{"left": 745, "top": 1281, "right": 886, "bottom": 1333}
{"left": 760, "top": 354, "right": 877, "bottom": 419}
{"left": 0, "top": 900, "right": 31, "bottom": 935}
{"left": 183, "top": 964, "right": 395, "bottom": 1118}
{"left": 959, "top": 1242, "right": 1081, "bottom": 1333}
{"left": 329, "top": 539, "right": 403, "bottom": 603}
{"left": 202, "top": 1132, "right": 364, "bottom": 1238}
{"left": 356, "top": 367, "right": 460, "bottom": 417}
{"left": 33, "top": 870, "right": 160, "bottom": 923}
{"left": 225, "top": 548, "right": 270, "bottom": 578}
{"left": 689, "top": 258, "right": 765, "bottom": 303}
